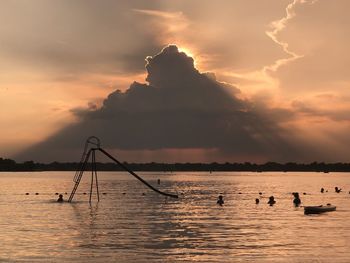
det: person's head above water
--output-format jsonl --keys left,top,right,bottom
{"left": 57, "top": 194, "right": 64, "bottom": 202}
{"left": 268, "top": 196, "right": 276, "bottom": 205}
{"left": 217, "top": 195, "right": 224, "bottom": 205}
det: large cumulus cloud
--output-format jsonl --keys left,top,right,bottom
{"left": 17, "top": 45, "right": 300, "bottom": 162}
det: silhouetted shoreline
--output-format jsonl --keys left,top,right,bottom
{"left": 1, "top": 158, "right": 350, "bottom": 172}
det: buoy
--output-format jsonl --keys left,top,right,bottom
{"left": 83, "top": 192, "right": 87, "bottom": 195}
{"left": 102, "top": 193, "right": 107, "bottom": 195}
{"left": 142, "top": 193, "right": 146, "bottom": 196}
{"left": 55, "top": 193, "right": 59, "bottom": 195}
{"left": 122, "top": 192, "right": 126, "bottom": 195}
{"left": 259, "top": 192, "right": 262, "bottom": 195}
{"left": 35, "top": 193, "right": 39, "bottom": 195}
{"left": 238, "top": 192, "right": 242, "bottom": 194}
{"left": 25, "top": 193, "right": 29, "bottom": 195}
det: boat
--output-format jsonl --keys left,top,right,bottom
{"left": 304, "top": 204, "right": 336, "bottom": 215}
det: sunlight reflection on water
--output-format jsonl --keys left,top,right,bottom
{"left": 0, "top": 171, "right": 349, "bottom": 262}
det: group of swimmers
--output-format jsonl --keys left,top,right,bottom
{"left": 56, "top": 184, "right": 346, "bottom": 204}
{"left": 217, "top": 195, "right": 278, "bottom": 206}
{"left": 217, "top": 194, "right": 299, "bottom": 207}
{"left": 217, "top": 194, "right": 295, "bottom": 207}
{"left": 216, "top": 186, "right": 346, "bottom": 207}
{"left": 320, "top": 187, "right": 343, "bottom": 193}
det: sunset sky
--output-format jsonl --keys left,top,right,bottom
{"left": 1, "top": 0, "right": 350, "bottom": 163}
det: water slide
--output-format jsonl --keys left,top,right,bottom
{"left": 68, "top": 136, "right": 178, "bottom": 202}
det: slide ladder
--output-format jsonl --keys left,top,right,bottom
{"left": 68, "top": 136, "right": 100, "bottom": 203}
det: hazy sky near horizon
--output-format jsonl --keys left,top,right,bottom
{"left": 1, "top": 0, "right": 350, "bottom": 163}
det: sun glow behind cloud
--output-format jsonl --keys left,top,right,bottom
{"left": 177, "top": 46, "right": 199, "bottom": 66}
{"left": 134, "top": 8, "right": 205, "bottom": 70}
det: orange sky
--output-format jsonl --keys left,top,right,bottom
{"left": 1, "top": 0, "right": 350, "bottom": 162}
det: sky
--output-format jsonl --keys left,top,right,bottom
{"left": 1, "top": 0, "right": 350, "bottom": 163}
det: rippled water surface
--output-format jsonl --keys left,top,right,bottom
{"left": 0, "top": 171, "right": 350, "bottom": 262}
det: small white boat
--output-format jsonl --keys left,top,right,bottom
{"left": 304, "top": 204, "right": 336, "bottom": 215}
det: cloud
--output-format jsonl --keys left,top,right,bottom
{"left": 264, "top": 0, "right": 314, "bottom": 73}
{"left": 0, "top": 0, "right": 165, "bottom": 77}
{"left": 0, "top": 0, "right": 296, "bottom": 160}
{"left": 274, "top": 0, "right": 350, "bottom": 93}
{"left": 292, "top": 98, "right": 350, "bottom": 123}
{"left": 3, "top": 1, "right": 350, "bottom": 163}
{"left": 17, "top": 45, "right": 300, "bottom": 162}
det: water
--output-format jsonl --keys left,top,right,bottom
{"left": 0, "top": 171, "right": 349, "bottom": 262}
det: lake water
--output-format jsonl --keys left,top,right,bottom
{"left": 0, "top": 171, "right": 349, "bottom": 262}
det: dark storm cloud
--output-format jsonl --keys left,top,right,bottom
{"left": 17, "top": 45, "right": 299, "bottom": 162}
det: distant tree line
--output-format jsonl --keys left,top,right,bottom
{"left": 1, "top": 158, "right": 350, "bottom": 172}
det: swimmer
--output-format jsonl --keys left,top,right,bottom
{"left": 57, "top": 194, "right": 64, "bottom": 202}
{"left": 267, "top": 196, "right": 276, "bottom": 206}
{"left": 293, "top": 192, "right": 301, "bottom": 207}
{"left": 255, "top": 198, "right": 260, "bottom": 204}
{"left": 217, "top": 195, "right": 224, "bottom": 206}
